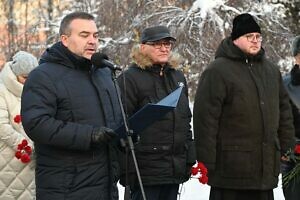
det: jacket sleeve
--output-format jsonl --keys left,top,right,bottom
{"left": 182, "top": 76, "right": 193, "bottom": 141}
{"left": 0, "top": 93, "right": 26, "bottom": 149}
{"left": 278, "top": 74, "right": 295, "bottom": 153}
{"left": 21, "top": 69, "right": 93, "bottom": 151}
{"left": 193, "top": 67, "right": 227, "bottom": 170}
{"left": 117, "top": 71, "right": 139, "bottom": 116}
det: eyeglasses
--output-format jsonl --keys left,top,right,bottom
{"left": 244, "top": 34, "right": 263, "bottom": 42}
{"left": 145, "top": 40, "right": 174, "bottom": 49}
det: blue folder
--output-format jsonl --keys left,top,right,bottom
{"left": 116, "top": 86, "right": 183, "bottom": 139}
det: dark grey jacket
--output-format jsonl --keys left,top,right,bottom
{"left": 117, "top": 47, "right": 196, "bottom": 188}
{"left": 284, "top": 64, "right": 300, "bottom": 139}
{"left": 193, "top": 37, "right": 295, "bottom": 190}
{"left": 21, "top": 42, "right": 122, "bottom": 200}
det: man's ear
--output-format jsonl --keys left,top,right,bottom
{"left": 140, "top": 44, "right": 146, "bottom": 53}
{"left": 60, "top": 35, "right": 68, "bottom": 47}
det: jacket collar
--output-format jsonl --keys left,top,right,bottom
{"left": 130, "top": 44, "right": 182, "bottom": 70}
{"left": 40, "top": 42, "right": 92, "bottom": 71}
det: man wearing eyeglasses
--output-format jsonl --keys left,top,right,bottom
{"left": 193, "top": 13, "right": 295, "bottom": 200}
{"left": 117, "top": 25, "right": 196, "bottom": 200}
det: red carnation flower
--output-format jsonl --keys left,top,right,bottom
{"left": 17, "top": 143, "right": 23, "bottom": 150}
{"left": 199, "top": 175, "right": 208, "bottom": 184}
{"left": 200, "top": 166, "right": 208, "bottom": 174}
{"left": 197, "top": 162, "right": 205, "bottom": 169}
{"left": 15, "top": 151, "right": 22, "bottom": 159}
{"left": 191, "top": 167, "right": 199, "bottom": 176}
{"left": 21, "top": 139, "right": 28, "bottom": 147}
{"left": 24, "top": 146, "right": 32, "bottom": 154}
{"left": 294, "top": 144, "right": 300, "bottom": 155}
{"left": 14, "top": 115, "right": 22, "bottom": 124}
{"left": 190, "top": 161, "right": 208, "bottom": 185}
{"left": 20, "top": 153, "right": 31, "bottom": 163}
{"left": 15, "top": 139, "right": 32, "bottom": 163}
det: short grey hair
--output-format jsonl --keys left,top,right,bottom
{"left": 59, "top": 11, "right": 95, "bottom": 36}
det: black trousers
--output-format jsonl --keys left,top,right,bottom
{"left": 209, "top": 187, "right": 274, "bottom": 200}
{"left": 131, "top": 184, "right": 179, "bottom": 200}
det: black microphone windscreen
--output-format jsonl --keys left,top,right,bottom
{"left": 91, "top": 52, "right": 109, "bottom": 67}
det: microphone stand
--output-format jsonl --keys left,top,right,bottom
{"left": 111, "top": 69, "right": 147, "bottom": 200}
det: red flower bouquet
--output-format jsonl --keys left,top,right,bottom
{"left": 282, "top": 144, "right": 300, "bottom": 186}
{"left": 13, "top": 115, "right": 32, "bottom": 163}
{"left": 190, "top": 161, "right": 208, "bottom": 184}
{"left": 15, "top": 139, "right": 32, "bottom": 163}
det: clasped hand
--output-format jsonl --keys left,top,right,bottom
{"left": 91, "top": 127, "right": 117, "bottom": 144}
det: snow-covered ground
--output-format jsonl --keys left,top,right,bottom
{"left": 117, "top": 175, "right": 285, "bottom": 200}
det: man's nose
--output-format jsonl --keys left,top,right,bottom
{"left": 88, "top": 35, "right": 97, "bottom": 43}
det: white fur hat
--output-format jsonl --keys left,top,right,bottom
{"left": 11, "top": 51, "right": 38, "bottom": 76}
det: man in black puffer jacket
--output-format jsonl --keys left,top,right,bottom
{"left": 21, "top": 12, "right": 122, "bottom": 200}
{"left": 117, "top": 26, "right": 196, "bottom": 200}
{"left": 193, "top": 13, "right": 295, "bottom": 200}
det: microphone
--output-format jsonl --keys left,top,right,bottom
{"left": 91, "top": 52, "right": 122, "bottom": 71}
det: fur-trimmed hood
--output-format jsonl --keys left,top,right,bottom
{"left": 130, "top": 44, "right": 182, "bottom": 69}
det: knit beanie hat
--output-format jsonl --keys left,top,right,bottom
{"left": 292, "top": 36, "right": 300, "bottom": 57}
{"left": 11, "top": 51, "right": 38, "bottom": 76}
{"left": 231, "top": 13, "right": 261, "bottom": 41}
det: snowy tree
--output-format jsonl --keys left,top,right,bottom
{"left": 0, "top": 0, "right": 67, "bottom": 60}
{"left": 0, "top": 0, "right": 298, "bottom": 97}
{"left": 90, "top": 0, "right": 298, "bottom": 98}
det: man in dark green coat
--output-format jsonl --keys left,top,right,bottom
{"left": 193, "top": 13, "right": 295, "bottom": 200}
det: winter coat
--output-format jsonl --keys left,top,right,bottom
{"left": 0, "top": 63, "right": 35, "bottom": 200}
{"left": 21, "top": 42, "right": 122, "bottom": 200}
{"left": 284, "top": 64, "right": 300, "bottom": 139}
{"left": 117, "top": 45, "right": 196, "bottom": 188}
{"left": 193, "top": 37, "right": 295, "bottom": 190}
{"left": 282, "top": 64, "right": 300, "bottom": 200}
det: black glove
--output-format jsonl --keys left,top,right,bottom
{"left": 91, "top": 127, "right": 117, "bottom": 144}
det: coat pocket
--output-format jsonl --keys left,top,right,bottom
{"left": 220, "top": 145, "right": 254, "bottom": 178}
{"left": 135, "top": 144, "right": 172, "bottom": 176}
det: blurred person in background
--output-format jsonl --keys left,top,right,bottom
{"left": 0, "top": 54, "right": 6, "bottom": 71}
{"left": 0, "top": 51, "right": 38, "bottom": 199}
{"left": 282, "top": 35, "right": 300, "bottom": 200}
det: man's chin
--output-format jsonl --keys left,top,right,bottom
{"left": 249, "top": 49, "right": 260, "bottom": 56}
{"left": 83, "top": 53, "right": 93, "bottom": 60}
{"left": 155, "top": 58, "right": 169, "bottom": 64}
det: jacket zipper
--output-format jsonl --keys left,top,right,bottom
{"left": 246, "top": 58, "right": 267, "bottom": 143}
{"left": 159, "top": 66, "right": 163, "bottom": 76}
